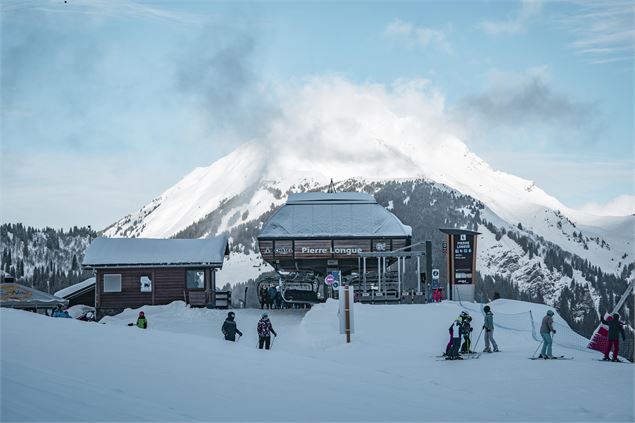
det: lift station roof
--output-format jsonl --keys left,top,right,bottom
{"left": 259, "top": 192, "right": 412, "bottom": 239}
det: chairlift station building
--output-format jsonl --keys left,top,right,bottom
{"left": 258, "top": 192, "right": 412, "bottom": 276}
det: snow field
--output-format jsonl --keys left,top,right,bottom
{"left": 2, "top": 299, "right": 633, "bottom": 422}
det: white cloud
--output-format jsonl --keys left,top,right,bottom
{"left": 558, "top": 0, "right": 634, "bottom": 65}
{"left": 579, "top": 195, "right": 635, "bottom": 217}
{"left": 478, "top": 0, "right": 543, "bottom": 35}
{"left": 384, "top": 19, "right": 453, "bottom": 54}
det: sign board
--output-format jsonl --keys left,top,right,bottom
{"left": 325, "top": 274, "right": 334, "bottom": 285}
{"left": 432, "top": 269, "right": 440, "bottom": 280}
{"left": 332, "top": 281, "right": 339, "bottom": 289}
{"left": 451, "top": 233, "right": 475, "bottom": 284}
{"left": 338, "top": 285, "right": 355, "bottom": 335}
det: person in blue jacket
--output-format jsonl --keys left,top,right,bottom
{"left": 52, "top": 305, "right": 72, "bottom": 318}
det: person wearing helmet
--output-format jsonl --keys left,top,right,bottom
{"left": 460, "top": 313, "right": 474, "bottom": 354}
{"left": 221, "top": 311, "right": 243, "bottom": 342}
{"left": 136, "top": 311, "right": 148, "bottom": 329}
{"left": 482, "top": 305, "right": 499, "bottom": 353}
{"left": 539, "top": 310, "right": 556, "bottom": 358}
{"left": 600, "top": 312, "right": 626, "bottom": 362}
{"left": 257, "top": 312, "right": 277, "bottom": 350}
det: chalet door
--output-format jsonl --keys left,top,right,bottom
{"left": 185, "top": 269, "right": 207, "bottom": 307}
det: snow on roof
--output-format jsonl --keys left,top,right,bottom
{"left": 0, "top": 283, "right": 67, "bottom": 307}
{"left": 259, "top": 192, "right": 412, "bottom": 238}
{"left": 287, "top": 192, "right": 376, "bottom": 204}
{"left": 82, "top": 236, "right": 229, "bottom": 268}
{"left": 54, "top": 277, "right": 96, "bottom": 299}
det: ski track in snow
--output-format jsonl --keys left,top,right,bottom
{"left": 2, "top": 299, "right": 633, "bottom": 422}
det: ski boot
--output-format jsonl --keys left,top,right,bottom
{"left": 602, "top": 356, "right": 611, "bottom": 361}
{"left": 483, "top": 348, "right": 492, "bottom": 353}
{"left": 493, "top": 349, "right": 500, "bottom": 352}
{"left": 612, "top": 357, "right": 621, "bottom": 363}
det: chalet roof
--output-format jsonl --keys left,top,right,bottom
{"left": 54, "top": 277, "right": 96, "bottom": 299}
{"left": 0, "top": 283, "right": 68, "bottom": 308}
{"left": 438, "top": 228, "right": 482, "bottom": 236}
{"left": 259, "top": 192, "right": 412, "bottom": 239}
{"left": 82, "top": 236, "right": 229, "bottom": 268}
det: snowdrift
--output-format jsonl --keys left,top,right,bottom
{"left": 2, "top": 300, "right": 633, "bottom": 422}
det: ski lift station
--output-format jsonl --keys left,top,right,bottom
{"left": 257, "top": 192, "right": 431, "bottom": 304}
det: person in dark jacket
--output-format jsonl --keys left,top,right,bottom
{"left": 267, "top": 286, "right": 277, "bottom": 309}
{"left": 446, "top": 317, "right": 463, "bottom": 360}
{"left": 460, "top": 313, "right": 473, "bottom": 353}
{"left": 222, "top": 311, "right": 243, "bottom": 341}
{"left": 600, "top": 312, "right": 626, "bottom": 361}
{"left": 136, "top": 311, "right": 148, "bottom": 329}
{"left": 257, "top": 312, "right": 277, "bottom": 350}
{"left": 259, "top": 286, "right": 268, "bottom": 309}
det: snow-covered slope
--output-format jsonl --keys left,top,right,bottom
{"left": 2, "top": 300, "right": 632, "bottom": 422}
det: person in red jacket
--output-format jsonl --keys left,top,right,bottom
{"left": 600, "top": 312, "right": 626, "bottom": 362}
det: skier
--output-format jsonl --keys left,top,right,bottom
{"left": 446, "top": 316, "right": 463, "bottom": 360}
{"left": 600, "top": 312, "right": 626, "bottom": 362}
{"left": 275, "top": 285, "right": 282, "bottom": 309}
{"left": 267, "top": 285, "right": 277, "bottom": 309}
{"left": 259, "top": 285, "right": 268, "bottom": 309}
{"left": 432, "top": 288, "right": 442, "bottom": 303}
{"left": 539, "top": 310, "right": 555, "bottom": 359}
{"left": 221, "top": 311, "right": 243, "bottom": 342}
{"left": 482, "top": 305, "right": 499, "bottom": 353}
{"left": 257, "top": 312, "right": 277, "bottom": 350}
{"left": 460, "top": 313, "right": 473, "bottom": 354}
{"left": 136, "top": 311, "right": 148, "bottom": 329}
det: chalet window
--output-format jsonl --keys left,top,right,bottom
{"left": 186, "top": 270, "right": 205, "bottom": 289}
{"left": 140, "top": 276, "right": 152, "bottom": 292}
{"left": 103, "top": 274, "right": 122, "bottom": 293}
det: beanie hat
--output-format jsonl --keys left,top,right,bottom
{"left": 261, "top": 312, "right": 268, "bottom": 318}
{"left": 546, "top": 310, "right": 554, "bottom": 316}
{"left": 139, "top": 311, "right": 145, "bottom": 316}
{"left": 612, "top": 312, "right": 620, "bottom": 320}
{"left": 483, "top": 306, "right": 491, "bottom": 313}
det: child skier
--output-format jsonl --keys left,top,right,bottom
{"left": 221, "top": 311, "right": 243, "bottom": 342}
{"left": 257, "top": 312, "right": 277, "bottom": 350}
{"left": 600, "top": 312, "right": 626, "bottom": 362}
{"left": 460, "top": 312, "right": 473, "bottom": 354}
{"left": 539, "top": 310, "right": 555, "bottom": 359}
{"left": 136, "top": 311, "right": 148, "bottom": 329}
{"left": 446, "top": 316, "right": 463, "bottom": 360}
{"left": 482, "top": 305, "right": 499, "bottom": 353}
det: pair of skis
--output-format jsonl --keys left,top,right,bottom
{"left": 529, "top": 355, "right": 573, "bottom": 360}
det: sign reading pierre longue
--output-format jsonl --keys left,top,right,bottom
{"left": 439, "top": 229, "right": 480, "bottom": 301}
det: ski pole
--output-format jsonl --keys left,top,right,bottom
{"left": 471, "top": 327, "right": 484, "bottom": 357}
{"left": 271, "top": 334, "right": 276, "bottom": 348}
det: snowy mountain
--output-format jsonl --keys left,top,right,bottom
{"left": 103, "top": 138, "right": 634, "bottom": 331}
{"left": 2, "top": 299, "right": 633, "bottom": 421}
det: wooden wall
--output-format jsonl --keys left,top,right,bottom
{"left": 96, "top": 267, "right": 215, "bottom": 312}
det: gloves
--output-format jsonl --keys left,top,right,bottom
{"left": 486, "top": 329, "right": 491, "bottom": 333}
{"left": 552, "top": 330, "right": 556, "bottom": 334}
{"left": 470, "top": 328, "right": 473, "bottom": 332}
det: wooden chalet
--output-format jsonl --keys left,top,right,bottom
{"left": 82, "top": 236, "right": 229, "bottom": 318}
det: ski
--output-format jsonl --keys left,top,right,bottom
{"left": 595, "top": 359, "right": 627, "bottom": 363}
{"left": 529, "top": 356, "right": 573, "bottom": 360}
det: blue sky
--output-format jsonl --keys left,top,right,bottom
{"left": 1, "top": 0, "right": 633, "bottom": 228}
